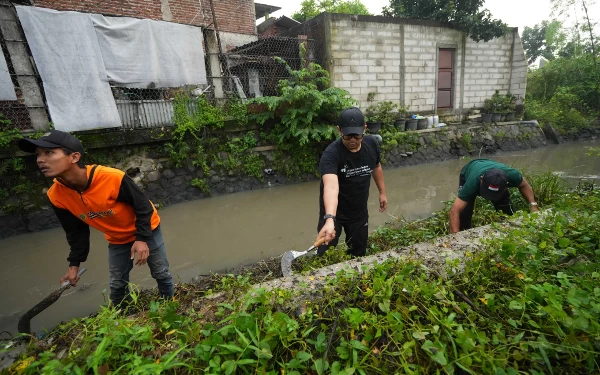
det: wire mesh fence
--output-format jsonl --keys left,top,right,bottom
{"left": 218, "top": 35, "right": 324, "bottom": 99}
{"left": 1, "top": 29, "right": 323, "bottom": 131}
{"left": 0, "top": 1, "right": 43, "bottom": 132}
{"left": 110, "top": 35, "right": 324, "bottom": 129}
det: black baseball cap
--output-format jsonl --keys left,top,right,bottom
{"left": 18, "top": 130, "right": 83, "bottom": 154}
{"left": 338, "top": 107, "right": 365, "bottom": 135}
{"left": 480, "top": 169, "right": 509, "bottom": 201}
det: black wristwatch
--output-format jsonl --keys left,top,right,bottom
{"left": 323, "top": 214, "right": 336, "bottom": 223}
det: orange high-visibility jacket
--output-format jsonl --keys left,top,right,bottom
{"left": 49, "top": 165, "right": 160, "bottom": 266}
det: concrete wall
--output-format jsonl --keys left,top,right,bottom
{"left": 403, "top": 24, "right": 464, "bottom": 113}
{"left": 329, "top": 19, "right": 402, "bottom": 107}
{"left": 308, "top": 14, "right": 527, "bottom": 118}
{"left": 220, "top": 31, "right": 258, "bottom": 52}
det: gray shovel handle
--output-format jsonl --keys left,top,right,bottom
{"left": 60, "top": 267, "right": 87, "bottom": 289}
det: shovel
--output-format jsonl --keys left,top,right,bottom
{"left": 281, "top": 238, "right": 327, "bottom": 277}
{"left": 18, "top": 268, "right": 87, "bottom": 334}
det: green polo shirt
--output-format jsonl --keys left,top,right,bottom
{"left": 458, "top": 159, "right": 523, "bottom": 201}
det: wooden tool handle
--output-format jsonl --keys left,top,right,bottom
{"left": 314, "top": 237, "right": 328, "bottom": 247}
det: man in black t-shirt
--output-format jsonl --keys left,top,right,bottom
{"left": 316, "top": 107, "right": 388, "bottom": 256}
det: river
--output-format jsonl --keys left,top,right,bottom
{"left": 1, "top": 141, "right": 598, "bottom": 335}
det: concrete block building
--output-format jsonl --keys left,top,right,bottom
{"left": 283, "top": 14, "right": 527, "bottom": 118}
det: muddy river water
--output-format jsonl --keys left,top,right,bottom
{"left": 1, "top": 141, "right": 599, "bottom": 334}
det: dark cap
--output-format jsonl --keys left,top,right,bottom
{"left": 338, "top": 107, "right": 365, "bottom": 135}
{"left": 18, "top": 130, "right": 83, "bottom": 154}
{"left": 480, "top": 168, "right": 509, "bottom": 201}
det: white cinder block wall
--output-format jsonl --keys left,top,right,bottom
{"left": 325, "top": 15, "right": 527, "bottom": 118}
{"left": 329, "top": 20, "right": 403, "bottom": 105}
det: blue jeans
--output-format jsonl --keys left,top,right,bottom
{"left": 108, "top": 225, "right": 174, "bottom": 306}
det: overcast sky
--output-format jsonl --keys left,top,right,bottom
{"left": 256, "top": 0, "right": 599, "bottom": 34}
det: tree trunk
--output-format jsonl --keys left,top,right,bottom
{"left": 580, "top": 0, "right": 600, "bottom": 109}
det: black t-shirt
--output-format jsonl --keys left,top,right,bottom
{"left": 319, "top": 136, "right": 381, "bottom": 220}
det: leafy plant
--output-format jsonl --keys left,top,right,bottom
{"left": 247, "top": 57, "right": 356, "bottom": 146}
{"left": 191, "top": 178, "right": 210, "bottom": 194}
{"left": 365, "top": 100, "right": 397, "bottom": 125}
{"left": 13, "top": 174, "right": 600, "bottom": 375}
{"left": 291, "top": 0, "right": 371, "bottom": 22}
{"left": 0, "top": 113, "right": 22, "bottom": 149}
{"left": 524, "top": 87, "right": 590, "bottom": 134}
{"left": 460, "top": 132, "right": 473, "bottom": 150}
{"left": 383, "top": 0, "right": 508, "bottom": 42}
{"left": 172, "top": 93, "right": 226, "bottom": 141}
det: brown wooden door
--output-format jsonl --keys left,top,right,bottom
{"left": 437, "top": 49, "right": 454, "bottom": 108}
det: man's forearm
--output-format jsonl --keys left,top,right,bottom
{"left": 372, "top": 164, "right": 386, "bottom": 194}
{"left": 518, "top": 184, "right": 536, "bottom": 204}
{"left": 449, "top": 209, "right": 461, "bottom": 233}
{"left": 323, "top": 185, "right": 339, "bottom": 215}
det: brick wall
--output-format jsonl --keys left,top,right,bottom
{"left": 259, "top": 23, "right": 285, "bottom": 38}
{"left": 32, "top": 0, "right": 256, "bottom": 35}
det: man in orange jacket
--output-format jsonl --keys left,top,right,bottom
{"left": 19, "top": 130, "right": 174, "bottom": 306}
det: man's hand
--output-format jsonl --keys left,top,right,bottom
{"left": 379, "top": 193, "right": 388, "bottom": 212}
{"left": 60, "top": 266, "right": 80, "bottom": 286}
{"left": 318, "top": 219, "right": 336, "bottom": 245}
{"left": 131, "top": 241, "right": 150, "bottom": 266}
{"left": 530, "top": 205, "right": 540, "bottom": 213}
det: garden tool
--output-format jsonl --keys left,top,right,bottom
{"left": 18, "top": 268, "right": 87, "bottom": 334}
{"left": 281, "top": 238, "right": 327, "bottom": 277}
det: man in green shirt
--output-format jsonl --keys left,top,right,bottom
{"left": 449, "top": 159, "right": 539, "bottom": 233}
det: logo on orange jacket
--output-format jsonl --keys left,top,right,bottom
{"left": 78, "top": 209, "right": 115, "bottom": 221}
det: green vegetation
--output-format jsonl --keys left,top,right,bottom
{"left": 524, "top": 4, "right": 598, "bottom": 136}
{"left": 0, "top": 114, "right": 22, "bottom": 149}
{"left": 459, "top": 132, "right": 473, "bottom": 150}
{"left": 383, "top": 0, "right": 508, "bottom": 42}
{"left": 291, "top": 0, "right": 371, "bottom": 22}
{"left": 190, "top": 178, "right": 210, "bottom": 194}
{"left": 484, "top": 91, "right": 517, "bottom": 115}
{"left": 9, "top": 174, "right": 598, "bottom": 375}
{"left": 365, "top": 100, "right": 397, "bottom": 126}
{"left": 247, "top": 57, "right": 355, "bottom": 146}
{"left": 379, "top": 127, "right": 419, "bottom": 152}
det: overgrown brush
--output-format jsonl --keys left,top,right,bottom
{"left": 6, "top": 175, "right": 599, "bottom": 375}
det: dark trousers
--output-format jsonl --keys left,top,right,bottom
{"left": 108, "top": 225, "right": 174, "bottom": 306}
{"left": 458, "top": 173, "right": 515, "bottom": 231}
{"left": 316, "top": 215, "right": 369, "bottom": 256}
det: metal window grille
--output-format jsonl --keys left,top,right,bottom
{"left": 110, "top": 36, "right": 324, "bottom": 129}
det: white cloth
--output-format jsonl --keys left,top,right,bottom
{"left": 16, "top": 6, "right": 121, "bottom": 131}
{"left": 0, "top": 44, "right": 17, "bottom": 100}
{"left": 91, "top": 15, "right": 207, "bottom": 88}
{"left": 16, "top": 6, "right": 207, "bottom": 132}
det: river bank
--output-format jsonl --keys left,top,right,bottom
{"left": 2, "top": 173, "right": 599, "bottom": 374}
{"left": 0, "top": 121, "right": 548, "bottom": 240}
{"left": 1, "top": 141, "right": 599, "bottom": 338}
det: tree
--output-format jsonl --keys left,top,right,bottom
{"left": 522, "top": 20, "right": 564, "bottom": 64}
{"left": 291, "top": 0, "right": 371, "bottom": 23}
{"left": 551, "top": 0, "right": 599, "bottom": 108}
{"left": 381, "top": 0, "right": 508, "bottom": 42}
